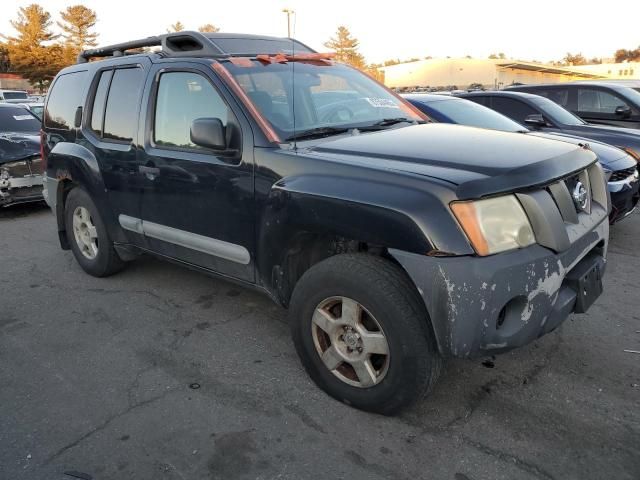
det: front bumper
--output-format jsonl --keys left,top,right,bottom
{"left": 609, "top": 178, "right": 639, "bottom": 223}
{"left": 390, "top": 216, "right": 609, "bottom": 359}
{"left": 0, "top": 173, "right": 43, "bottom": 207}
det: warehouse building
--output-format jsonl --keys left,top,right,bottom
{"left": 379, "top": 58, "right": 606, "bottom": 90}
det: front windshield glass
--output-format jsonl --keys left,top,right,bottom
{"left": 429, "top": 98, "right": 525, "bottom": 132}
{"left": 0, "top": 106, "right": 40, "bottom": 133}
{"left": 223, "top": 60, "right": 424, "bottom": 140}
{"left": 532, "top": 97, "right": 585, "bottom": 126}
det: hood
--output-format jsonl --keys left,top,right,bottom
{"left": 559, "top": 123, "right": 640, "bottom": 152}
{"left": 309, "top": 123, "right": 597, "bottom": 198}
{"left": 0, "top": 132, "right": 40, "bottom": 165}
{"left": 527, "top": 131, "right": 636, "bottom": 171}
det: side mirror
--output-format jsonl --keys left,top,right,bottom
{"left": 524, "top": 113, "right": 546, "bottom": 128}
{"left": 614, "top": 105, "right": 632, "bottom": 118}
{"left": 190, "top": 118, "right": 226, "bottom": 150}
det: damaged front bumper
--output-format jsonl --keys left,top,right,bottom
{"left": 0, "top": 173, "right": 43, "bottom": 207}
{"left": 390, "top": 216, "right": 609, "bottom": 359}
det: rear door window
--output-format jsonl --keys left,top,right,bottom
{"left": 577, "top": 88, "right": 634, "bottom": 115}
{"left": 89, "top": 70, "right": 113, "bottom": 135}
{"left": 44, "top": 71, "right": 88, "bottom": 130}
{"left": 102, "top": 67, "right": 144, "bottom": 142}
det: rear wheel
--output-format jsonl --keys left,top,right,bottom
{"left": 289, "top": 253, "right": 442, "bottom": 415}
{"left": 64, "top": 187, "right": 124, "bottom": 277}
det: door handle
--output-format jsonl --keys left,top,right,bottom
{"left": 139, "top": 165, "right": 160, "bottom": 180}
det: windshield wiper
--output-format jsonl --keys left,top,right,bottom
{"left": 285, "top": 126, "right": 351, "bottom": 142}
{"left": 358, "top": 117, "right": 423, "bottom": 131}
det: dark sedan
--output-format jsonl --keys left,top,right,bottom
{"left": 0, "top": 104, "right": 43, "bottom": 207}
{"left": 405, "top": 93, "right": 640, "bottom": 223}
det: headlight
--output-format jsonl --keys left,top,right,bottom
{"left": 451, "top": 195, "right": 536, "bottom": 256}
{"left": 621, "top": 147, "right": 640, "bottom": 163}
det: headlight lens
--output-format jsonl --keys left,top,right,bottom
{"left": 451, "top": 195, "right": 536, "bottom": 256}
{"left": 621, "top": 147, "right": 640, "bottom": 163}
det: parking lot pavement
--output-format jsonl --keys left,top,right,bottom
{"left": 0, "top": 203, "right": 638, "bottom": 480}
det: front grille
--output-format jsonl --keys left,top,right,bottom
{"left": 546, "top": 168, "right": 593, "bottom": 223}
{"left": 610, "top": 166, "right": 638, "bottom": 182}
{"left": 2, "top": 160, "right": 31, "bottom": 177}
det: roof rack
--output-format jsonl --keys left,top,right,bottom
{"left": 77, "top": 31, "right": 315, "bottom": 64}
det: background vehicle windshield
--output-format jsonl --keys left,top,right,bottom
{"left": 532, "top": 97, "right": 585, "bottom": 126}
{"left": 224, "top": 60, "right": 423, "bottom": 140}
{"left": 2, "top": 91, "right": 29, "bottom": 100}
{"left": 429, "top": 98, "right": 524, "bottom": 132}
{"left": 0, "top": 106, "right": 40, "bottom": 133}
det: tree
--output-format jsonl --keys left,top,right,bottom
{"left": 3, "top": 4, "right": 63, "bottom": 90}
{"left": 324, "top": 26, "right": 366, "bottom": 70}
{"left": 198, "top": 24, "right": 220, "bottom": 33}
{"left": 168, "top": 21, "right": 185, "bottom": 32}
{"left": 563, "top": 52, "right": 587, "bottom": 65}
{"left": 615, "top": 47, "right": 640, "bottom": 63}
{"left": 0, "top": 43, "right": 10, "bottom": 72}
{"left": 57, "top": 5, "right": 98, "bottom": 65}
{"left": 488, "top": 52, "right": 506, "bottom": 59}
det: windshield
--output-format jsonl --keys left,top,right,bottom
{"left": 223, "top": 59, "right": 424, "bottom": 141}
{"left": 0, "top": 106, "right": 40, "bottom": 133}
{"left": 532, "top": 97, "right": 585, "bottom": 126}
{"left": 2, "top": 91, "right": 29, "bottom": 100}
{"left": 428, "top": 98, "right": 525, "bottom": 132}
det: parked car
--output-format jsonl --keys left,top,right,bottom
{"left": 404, "top": 93, "right": 639, "bottom": 223}
{"left": 507, "top": 80, "right": 640, "bottom": 130}
{"left": 0, "top": 104, "right": 44, "bottom": 207}
{"left": 0, "top": 89, "right": 30, "bottom": 103}
{"left": 458, "top": 91, "right": 640, "bottom": 162}
{"left": 43, "top": 31, "right": 609, "bottom": 414}
{"left": 21, "top": 102, "right": 45, "bottom": 120}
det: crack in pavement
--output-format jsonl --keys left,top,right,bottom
{"left": 43, "top": 387, "right": 178, "bottom": 465}
{"left": 460, "top": 435, "right": 557, "bottom": 480}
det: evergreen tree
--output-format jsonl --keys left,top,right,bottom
{"left": 57, "top": 5, "right": 98, "bottom": 64}
{"left": 198, "top": 24, "right": 220, "bottom": 33}
{"left": 4, "top": 4, "right": 62, "bottom": 90}
{"left": 324, "top": 26, "right": 366, "bottom": 70}
{"left": 168, "top": 21, "right": 185, "bottom": 33}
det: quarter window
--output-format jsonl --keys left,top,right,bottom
{"left": 90, "top": 70, "right": 113, "bottom": 134}
{"left": 44, "top": 71, "right": 88, "bottom": 130}
{"left": 154, "top": 71, "right": 229, "bottom": 150}
{"left": 102, "top": 67, "right": 144, "bottom": 142}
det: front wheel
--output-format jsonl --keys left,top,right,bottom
{"left": 64, "top": 187, "right": 124, "bottom": 277}
{"left": 289, "top": 253, "right": 442, "bottom": 415}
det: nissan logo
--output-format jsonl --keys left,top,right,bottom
{"left": 572, "top": 181, "right": 589, "bottom": 212}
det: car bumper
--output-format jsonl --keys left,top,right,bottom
{"left": 609, "top": 179, "right": 639, "bottom": 223}
{"left": 0, "top": 174, "right": 43, "bottom": 207}
{"left": 390, "top": 216, "right": 609, "bottom": 359}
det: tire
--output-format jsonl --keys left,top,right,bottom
{"left": 64, "top": 187, "right": 124, "bottom": 277}
{"left": 289, "top": 253, "right": 443, "bottom": 415}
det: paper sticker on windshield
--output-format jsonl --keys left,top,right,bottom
{"left": 13, "top": 115, "right": 33, "bottom": 121}
{"left": 365, "top": 98, "right": 399, "bottom": 109}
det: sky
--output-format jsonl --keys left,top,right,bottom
{"left": 2, "top": 0, "right": 639, "bottom": 64}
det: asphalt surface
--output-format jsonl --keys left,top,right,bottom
{"left": 1, "top": 202, "right": 639, "bottom": 480}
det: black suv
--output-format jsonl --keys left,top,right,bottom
{"left": 507, "top": 81, "right": 640, "bottom": 130}
{"left": 42, "top": 32, "right": 610, "bottom": 414}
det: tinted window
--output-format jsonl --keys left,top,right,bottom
{"left": 90, "top": 70, "right": 113, "bottom": 134}
{"left": 465, "top": 95, "right": 489, "bottom": 106}
{"left": 577, "top": 88, "right": 630, "bottom": 114}
{"left": 154, "top": 71, "right": 229, "bottom": 150}
{"left": 45, "top": 71, "right": 88, "bottom": 130}
{"left": 103, "top": 68, "right": 144, "bottom": 142}
{"left": 0, "top": 106, "right": 40, "bottom": 133}
{"left": 536, "top": 88, "right": 569, "bottom": 107}
{"left": 531, "top": 97, "right": 585, "bottom": 125}
{"left": 489, "top": 97, "right": 537, "bottom": 124}
{"left": 426, "top": 98, "right": 524, "bottom": 132}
